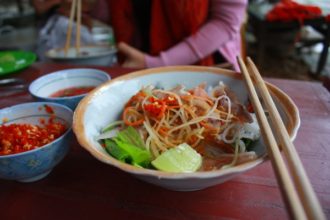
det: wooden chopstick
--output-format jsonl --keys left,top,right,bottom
{"left": 76, "top": 0, "right": 81, "bottom": 55}
{"left": 237, "top": 57, "right": 307, "bottom": 220}
{"left": 245, "top": 57, "right": 326, "bottom": 220}
{"left": 64, "top": 0, "right": 77, "bottom": 56}
{"left": 64, "top": 0, "right": 81, "bottom": 56}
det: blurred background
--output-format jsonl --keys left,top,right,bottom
{"left": 0, "top": 0, "right": 329, "bottom": 81}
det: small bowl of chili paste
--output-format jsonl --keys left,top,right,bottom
{"left": 29, "top": 68, "right": 110, "bottom": 110}
{"left": 0, "top": 102, "right": 73, "bottom": 182}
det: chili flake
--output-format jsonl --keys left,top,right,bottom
{"left": 44, "top": 104, "right": 54, "bottom": 114}
{"left": 0, "top": 121, "right": 67, "bottom": 156}
{"left": 2, "top": 118, "right": 8, "bottom": 123}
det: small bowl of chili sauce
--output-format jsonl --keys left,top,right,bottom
{"left": 0, "top": 102, "right": 73, "bottom": 182}
{"left": 29, "top": 68, "right": 110, "bottom": 110}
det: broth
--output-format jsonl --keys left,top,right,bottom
{"left": 50, "top": 86, "right": 95, "bottom": 97}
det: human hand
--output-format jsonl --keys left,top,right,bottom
{"left": 57, "top": 0, "right": 73, "bottom": 15}
{"left": 58, "top": 0, "right": 96, "bottom": 16}
{"left": 57, "top": 0, "right": 94, "bottom": 29}
{"left": 117, "top": 42, "right": 146, "bottom": 69}
{"left": 32, "top": 0, "right": 61, "bottom": 15}
{"left": 49, "top": 0, "right": 62, "bottom": 7}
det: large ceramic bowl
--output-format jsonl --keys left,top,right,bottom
{"left": 0, "top": 102, "right": 73, "bottom": 182}
{"left": 73, "top": 66, "right": 300, "bottom": 191}
{"left": 29, "top": 68, "right": 110, "bottom": 110}
{"left": 46, "top": 45, "right": 117, "bottom": 66}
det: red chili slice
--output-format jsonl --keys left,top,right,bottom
{"left": 0, "top": 121, "right": 67, "bottom": 156}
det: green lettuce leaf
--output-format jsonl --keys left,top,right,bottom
{"left": 103, "top": 126, "right": 151, "bottom": 167}
{"left": 104, "top": 139, "right": 131, "bottom": 163}
{"left": 116, "top": 126, "right": 145, "bottom": 149}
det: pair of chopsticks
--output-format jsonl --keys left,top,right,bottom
{"left": 237, "top": 57, "right": 326, "bottom": 220}
{"left": 64, "top": 0, "right": 82, "bottom": 56}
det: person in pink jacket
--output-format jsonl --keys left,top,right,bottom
{"left": 109, "top": 0, "right": 247, "bottom": 71}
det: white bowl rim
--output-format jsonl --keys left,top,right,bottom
{"left": 46, "top": 45, "right": 117, "bottom": 60}
{"left": 73, "top": 65, "right": 301, "bottom": 179}
{"left": 0, "top": 102, "right": 73, "bottom": 158}
{"left": 28, "top": 68, "right": 111, "bottom": 100}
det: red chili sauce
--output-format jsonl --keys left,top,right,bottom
{"left": 50, "top": 86, "right": 95, "bottom": 97}
{"left": 0, "top": 121, "right": 67, "bottom": 156}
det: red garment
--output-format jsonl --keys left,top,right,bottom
{"left": 266, "top": 0, "right": 322, "bottom": 23}
{"left": 326, "top": 15, "right": 330, "bottom": 23}
{"left": 108, "top": 0, "right": 214, "bottom": 66}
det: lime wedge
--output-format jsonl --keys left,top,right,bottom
{"left": 151, "top": 143, "right": 202, "bottom": 173}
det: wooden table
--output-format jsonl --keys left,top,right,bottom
{"left": 0, "top": 63, "right": 329, "bottom": 219}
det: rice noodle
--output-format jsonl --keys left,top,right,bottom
{"left": 119, "top": 82, "right": 260, "bottom": 169}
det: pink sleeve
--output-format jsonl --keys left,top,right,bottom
{"left": 145, "top": 0, "right": 247, "bottom": 67}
